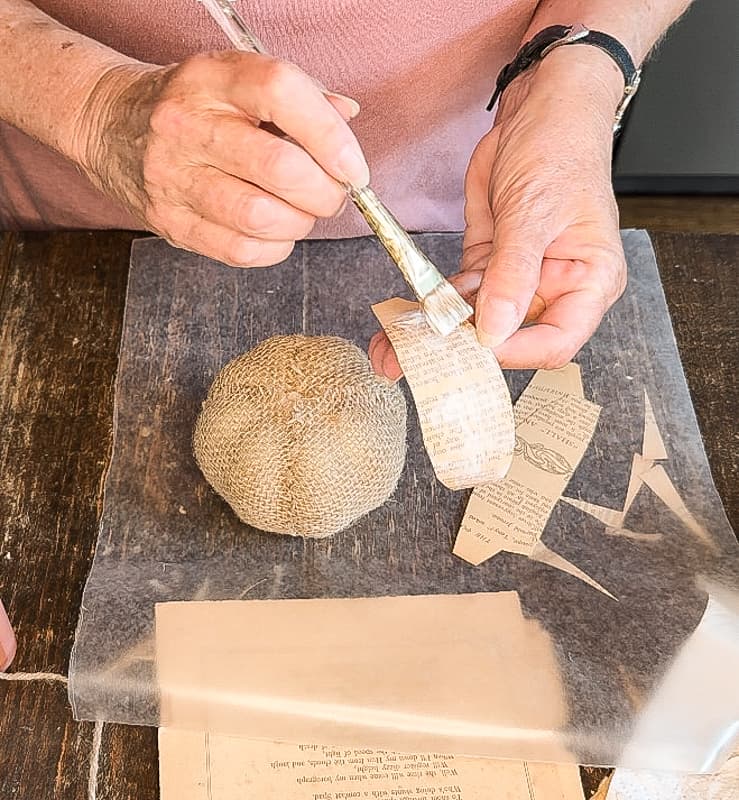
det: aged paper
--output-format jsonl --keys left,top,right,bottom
{"left": 372, "top": 298, "right": 515, "bottom": 490}
{"left": 622, "top": 453, "right": 656, "bottom": 517}
{"left": 155, "top": 592, "right": 576, "bottom": 762}
{"left": 559, "top": 497, "right": 624, "bottom": 529}
{"left": 453, "top": 368, "right": 600, "bottom": 566}
{"left": 643, "top": 389, "right": 668, "bottom": 461}
{"left": 159, "top": 729, "right": 586, "bottom": 800}
{"left": 531, "top": 543, "right": 616, "bottom": 601}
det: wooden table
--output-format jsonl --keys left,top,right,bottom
{"left": 0, "top": 231, "right": 736, "bottom": 800}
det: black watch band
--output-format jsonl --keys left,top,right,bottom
{"left": 487, "top": 24, "right": 641, "bottom": 134}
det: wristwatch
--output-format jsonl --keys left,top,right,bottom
{"left": 487, "top": 24, "right": 642, "bottom": 134}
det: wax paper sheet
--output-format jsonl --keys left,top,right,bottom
{"left": 69, "top": 231, "right": 738, "bottom": 770}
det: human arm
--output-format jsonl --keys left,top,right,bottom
{"left": 0, "top": 1, "right": 368, "bottom": 265}
{"left": 370, "top": 0, "right": 692, "bottom": 377}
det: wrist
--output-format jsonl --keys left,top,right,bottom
{"left": 534, "top": 44, "right": 625, "bottom": 111}
{"left": 495, "top": 46, "right": 620, "bottom": 165}
{"left": 71, "top": 61, "right": 156, "bottom": 170}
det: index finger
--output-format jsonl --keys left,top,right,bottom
{"left": 226, "top": 53, "right": 370, "bottom": 188}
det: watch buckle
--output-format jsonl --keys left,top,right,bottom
{"left": 541, "top": 23, "right": 590, "bottom": 56}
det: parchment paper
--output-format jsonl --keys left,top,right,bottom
{"left": 69, "top": 231, "right": 739, "bottom": 770}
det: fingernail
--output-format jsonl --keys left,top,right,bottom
{"left": 326, "top": 91, "right": 361, "bottom": 118}
{"left": 0, "top": 601, "right": 17, "bottom": 671}
{"left": 337, "top": 144, "right": 370, "bottom": 187}
{"left": 477, "top": 300, "right": 520, "bottom": 348}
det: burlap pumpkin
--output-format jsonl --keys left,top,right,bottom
{"left": 193, "top": 335, "right": 407, "bottom": 537}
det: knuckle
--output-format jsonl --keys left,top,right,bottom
{"left": 236, "top": 194, "right": 271, "bottom": 233}
{"left": 260, "top": 141, "right": 305, "bottom": 190}
{"left": 140, "top": 149, "right": 170, "bottom": 187}
{"left": 613, "top": 257, "right": 628, "bottom": 298}
{"left": 149, "top": 97, "right": 187, "bottom": 137}
{"left": 177, "top": 53, "right": 210, "bottom": 81}
{"left": 263, "top": 59, "right": 305, "bottom": 106}
{"left": 227, "top": 236, "right": 265, "bottom": 267}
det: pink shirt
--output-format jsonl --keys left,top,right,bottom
{"left": 0, "top": 1, "right": 536, "bottom": 236}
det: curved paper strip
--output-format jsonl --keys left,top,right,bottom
{"left": 372, "top": 298, "right": 515, "bottom": 489}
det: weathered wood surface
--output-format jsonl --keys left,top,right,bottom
{"left": 617, "top": 196, "right": 739, "bottom": 234}
{"left": 0, "top": 230, "right": 736, "bottom": 799}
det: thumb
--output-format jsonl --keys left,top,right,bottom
{"left": 475, "top": 221, "right": 546, "bottom": 349}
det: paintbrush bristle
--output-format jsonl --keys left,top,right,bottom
{"left": 421, "top": 280, "right": 473, "bottom": 337}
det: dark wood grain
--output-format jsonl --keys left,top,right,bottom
{"left": 0, "top": 680, "right": 95, "bottom": 800}
{"left": 0, "top": 231, "right": 135, "bottom": 798}
{"left": 0, "top": 228, "right": 736, "bottom": 799}
{"left": 0, "top": 231, "right": 133, "bottom": 671}
{"left": 96, "top": 724, "right": 159, "bottom": 800}
{"left": 651, "top": 233, "right": 738, "bottom": 531}
{"left": 617, "top": 195, "right": 739, "bottom": 234}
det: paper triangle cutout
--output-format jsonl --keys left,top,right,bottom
{"left": 643, "top": 391, "right": 668, "bottom": 461}
{"left": 640, "top": 465, "right": 715, "bottom": 550}
{"left": 623, "top": 453, "right": 655, "bottom": 516}
{"left": 531, "top": 542, "right": 617, "bottom": 600}
{"left": 603, "top": 526, "right": 664, "bottom": 542}
{"left": 561, "top": 496, "right": 624, "bottom": 528}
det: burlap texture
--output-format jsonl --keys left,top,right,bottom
{"left": 193, "top": 335, "right": 407, "bottom": 538}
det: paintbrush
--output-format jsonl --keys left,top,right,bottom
{"left": 198, "top": 0, "right": 473, "bottom": 337}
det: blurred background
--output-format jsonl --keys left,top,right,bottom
{"left": 614, "top": 0, "right": 738, "bottom": 232}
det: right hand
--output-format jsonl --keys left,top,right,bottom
{"left": 75, "top": 51, "right": 368, "bottom": 266}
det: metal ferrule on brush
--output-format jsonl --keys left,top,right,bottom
{"left": 348, "top": 186, "right": 462, "bottom": 308}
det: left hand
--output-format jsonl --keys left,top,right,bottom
{"left": 370, "top": 47, "right": 628, "bottom": 379}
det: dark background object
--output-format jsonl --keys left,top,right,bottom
{"left": 613, "top": 0, "right": 739, "bottom": 194}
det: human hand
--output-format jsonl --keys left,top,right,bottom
{"left": 370, "top": 47, "right": 627, "bottom": 378}
{"left": 75, "top": 51, "right": 368, "bottom": 266}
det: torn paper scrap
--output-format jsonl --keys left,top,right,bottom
{"left": 623, "top": 453, "right": 655, "bottom": 516}
{"left": 603, "top": 527, "right": 663, "bottom": 542}
{"left": 643, "top": 390, "right": 668, "bottom": 461}
{"left": 158, "top": 730, "right": 587, "bottom": 800}
{"left": 537, "top": 362, "right": 585, "bottom": 399}
{"left": 560, "top": 497, "right": 624, "bottom": 529}
{"left": 453, "top": 370, "right": 600, "bottom": 566}
{"left": 640, "top": 464, "right": 714, "bottom": 549}
{"left": 531, "top": 542, "right": 616, "bottom": 601}
{"left": 372, "top": 298, "right": 515, "bottom": 490}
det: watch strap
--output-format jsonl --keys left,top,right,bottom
{"left": 487, "top": 24, "right": 642, "bottom": 134}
